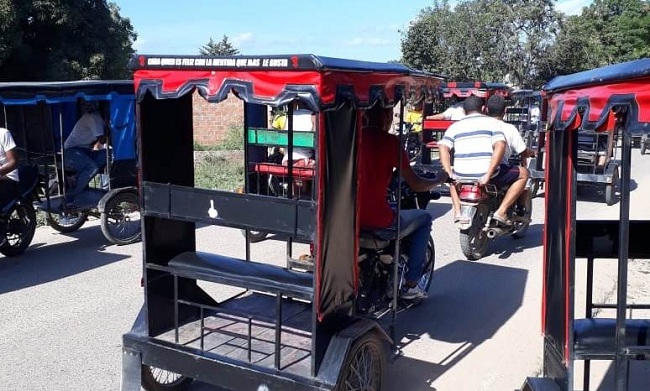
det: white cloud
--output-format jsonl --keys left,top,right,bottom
{"left": 232, "top": 32, "right": 254, "bottom": 46}
{"left": 556, "top": 0, "right": 592, "bottom": 15}
{"left": 345, "top": 37, "right": 393, "bottom": 47}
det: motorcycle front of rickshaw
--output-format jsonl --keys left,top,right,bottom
{"left": 120, "top": 54, "right": 444, "bottom": 391}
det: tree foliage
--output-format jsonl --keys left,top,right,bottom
{"left": 199, "top": 35, "right": 240, "bottom": 56}
{"left": 546, "top": 0, "right": 650, "bottom": 76}
{"left": 0, "top": 0, "right": 136, "bottom": 81}
{"left": 401, "top": 0, "right": 650, "bottom": 88}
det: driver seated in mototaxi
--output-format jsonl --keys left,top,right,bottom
{"left": 358, "top": 104, "right": 448, "bottom": 300}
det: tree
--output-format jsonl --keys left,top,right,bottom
{"left": 0, "top": 0, "right": 137, "bottom": 81}
{"left": 199, "top": 35, "right": 240, "bottom": 56}
{"left": 546, "top": 0, "right": 650, "bottom": 75}
{"left": 401, "top": 0, "right": 562, "bottom": 88}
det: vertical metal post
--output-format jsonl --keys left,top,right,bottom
{"left": 391, "top": 99, "right": 405, "bottom": 346}
{"left": 584, "top": 256, "right": 594, "bottom": 391}
{"left": 275, "top": 293, "right": 282, "bottom": 369}
{"left": 286, "top": 103, "right": 295, "bottom": 266}
{"left": 243, "top": 102, "right": 251, "bottom": 262}
{"left": 174, "top": 275, "right": 179, "bottom": 343}
{"left": 248, "top": 317, "right": 252, "bottom": 363}
{"left": 614, "top": 128, "right": 632, "bottom": 391}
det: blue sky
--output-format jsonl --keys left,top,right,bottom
{"left": 113, "top": 0, "right": 592, "bottom": 62}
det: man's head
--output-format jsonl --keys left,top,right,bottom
{"left": 486, "top": 95, "right": 507, "bottom": 118}
{"left": 463, "top": 96, "right": 484, "bottom": 115}
{"left": 81, "top": 100, "right": 99, "bottom": 113}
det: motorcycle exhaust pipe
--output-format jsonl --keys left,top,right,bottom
{"left": 486, "top": 228, "right": 504, "bottom": 239}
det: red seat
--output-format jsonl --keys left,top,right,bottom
{"left": 426, "top": 141, "right": 439, "bottom": 148}
{"left": 252, "top": 162, "right": 315, "bottom": 179}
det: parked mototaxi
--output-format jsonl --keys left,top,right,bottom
{"left": 120, "top": 54, "right": 444, "bottom": 391}
{"left": 521, "top": 58, "right": 650, "bottom": 391}
{"left": 0, "top": 81, "right": 141, "bottom": 245}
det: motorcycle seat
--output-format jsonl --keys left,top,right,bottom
{"left": 359, "top": 227, "right": 410, "bottom": 250}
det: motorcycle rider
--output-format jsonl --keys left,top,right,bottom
{"left": 486, "top": 94, "right": 533, "bottom": 218}
{"left": 359, "top": 104, "right": 448, "bottom": 299}
{"left": 0, "top": 127, "right": 19, "bottom": 210}
{"left": 439, "top": 96, "right": 527, "bottom": 226}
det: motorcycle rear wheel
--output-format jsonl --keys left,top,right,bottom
{"left": 459, "top": 205, "right": 489, "bottom": 260}
{"left": 0, "top": 203, "right": 37, "bottom": 257}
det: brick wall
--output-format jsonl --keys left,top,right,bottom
{"left": 192, "top": 92, "right": 244, "bottom": 146}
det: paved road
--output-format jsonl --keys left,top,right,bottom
{"left": 2, "top": 149, "right": 650, "bottom": 391}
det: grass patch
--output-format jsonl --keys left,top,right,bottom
{"left": 194, "top": 154, "right": 244, "bottom": 191}
{"left": 194, "top": 124, "right": 244, "bottom": 151}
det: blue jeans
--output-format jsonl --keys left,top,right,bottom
{"left": 393, "top": 209, "right": 433, "bottom": 282}
{"left": 63, "top": 147, "right": 107, "bottom": 202}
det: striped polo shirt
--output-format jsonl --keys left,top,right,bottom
{"left": 439, "top": 113, "right": 506, "bottom": 178}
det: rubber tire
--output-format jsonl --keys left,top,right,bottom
{"left": 418, "top": 237, "right": 436, "bottom": 293}
{"left": 641, "top": 143, "right": 647, "bottom": 155}
{"left": 512, "top": 195, "right": 533, "bottom": 239}
{"left": 605, "top": 167, "right": 619, "bottom": 206}
{"left": 46, "top": 210, "right": 89, "bottom": 233}
{"left": 240, "top": 229, "right": 269, "bottom": 243}
{"left": 334, "top": 331, "right": 386, "bottom": 391}
{"left": 100, "top": 191, "right": 141, "bottom": 245}
{"left": 141, "top": 365, "right": 192, "bottom": 391}
{"left": 459, "top": 205, "right": 489, "bottom": 261}
{"left": 0, "top": 203, "right": 37, "bottom": 257}
{"left": 529, "top": 180, "right": 540, "bottom": 198}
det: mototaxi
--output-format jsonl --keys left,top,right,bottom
{"left": 0, "top": 81, "right": 141, "bottom": 245}
{"left": 120, "top": 53, "right": 444, "bottom": 391}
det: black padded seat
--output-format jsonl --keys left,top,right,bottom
{"left": 167, "top": 251, "right": 313, "bottom": 301}
{"left": 573, "top": 318, "right": 650, "bottom": 358}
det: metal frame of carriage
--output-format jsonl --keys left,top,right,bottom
{"left": 0, "top": 81, "right": 141, "bottom": 245}
{"left": 120, "top": 54, "right": 443, "bottom": 391}
{"left": 521, "top": 58, "right": 650, "bottom": 391}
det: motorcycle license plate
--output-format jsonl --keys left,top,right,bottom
{"left": 458, "top": 204, "right": 477, "bottom": 228}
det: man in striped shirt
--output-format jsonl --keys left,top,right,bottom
{"left": 439, "top": 96, "right": 527, "bottom": 225}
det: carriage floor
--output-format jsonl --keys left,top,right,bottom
{"left": 156, "top": 292, "right": 314, "bottom": 377}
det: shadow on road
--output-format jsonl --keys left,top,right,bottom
{"left": 0, "top": 225, "right": 129, "bottom": 294}
{"left": 383, "top": 260, "right": 528, "bottom": 390}
{"left": 584, "top": 360, "right": 650, "bottom": 390}
{"left": 490, "top": 223, "right": 543, "bottom": 259}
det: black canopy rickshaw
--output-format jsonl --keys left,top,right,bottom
{"left": 120, "top": 54, "right": 443, "bottom": 391}
{"left": 419, "top": 81, "right": 512, "bottom": 165}
{"left": 504, "top": 89, "right": 546, "bottom": 196}
{"left": 522, "top": 58, "right": 650, "bottom": 391}
{"left": 0, "top": 81, "right": 141, "bottom": 245}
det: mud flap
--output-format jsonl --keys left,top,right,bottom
{"left": 120, "top": 346, "right": 142, "bottom": 391}
{"left": 457, "top": 203, "right": 477, "bottom": 230}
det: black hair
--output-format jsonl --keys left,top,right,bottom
{"left": 486, "top": 95, "right": 506, "bottom": 117}
{"left": 463, "top": 95, "right": 484, "bottom": 114}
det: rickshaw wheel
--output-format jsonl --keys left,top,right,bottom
{"left": 459, "top": 205, "right": 489, "bottom": 261}
{"left": 141, "top": 365, "right": 192, "bottom": 391}
{"left": 512, "top": 195, "right": 533, "bottom": 239}
{"left": 46, "top": 210, "right": 88, "bottom": 233}
{"left": 335, "top": 331, "right": 385, "bottom": 391}
{"left": 605, "top": 167, "right": 619, "bottom": 206}
{"left": 0, "top": 203, "right": 37, "bottom": 257}
{"left": 101, "top": 191, "right": 141, "bottom": 245}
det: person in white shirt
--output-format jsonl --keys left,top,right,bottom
{"left": 282, "top": 101, "right": 316, "bottom": 167}
{"left": 0, "top": 127, "right": 19, "bottom": 209}
{"left": 439, "top": 96, "right": 527, "bottom": 226}
{"left": 426, "top": 101, "right": 466, "bottom": 121}
{"left": 486, "top": 95, "right": 534, "bottom": 218}
{"left": 62, "top": 100, "right": 107, "bottom": 208}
